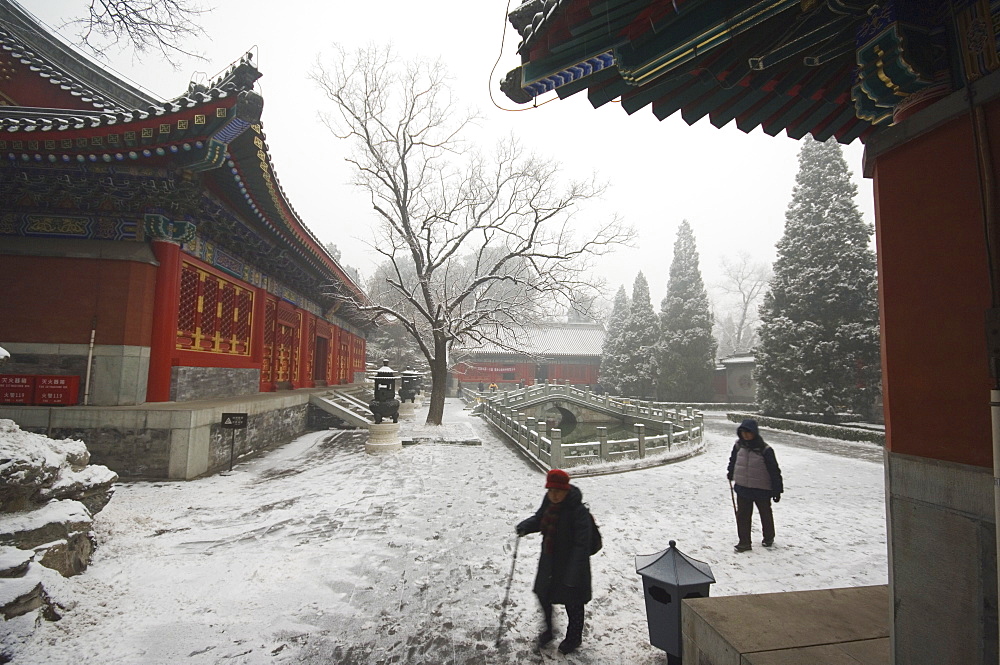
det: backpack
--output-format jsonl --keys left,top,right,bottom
{"left": 586, "top": 506, "right": 602, "bottom": 555}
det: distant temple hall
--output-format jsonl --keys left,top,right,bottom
{"left": 452, "top": 322, "right": 604, "bottom": 390}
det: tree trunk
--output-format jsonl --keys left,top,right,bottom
{"left": 425, "top": 335, "right": 450, "bottom": 425}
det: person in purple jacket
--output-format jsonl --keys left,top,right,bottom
{"left": 727, "top": 419, "right": 783, "bottom": 552}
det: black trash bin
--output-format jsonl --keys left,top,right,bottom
{"left": 635, "top": 539, "right": 715, "bottom": 663}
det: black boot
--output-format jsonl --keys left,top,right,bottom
{"left": 538, "top": 603, "right": 554, "bottom": 647}
{"left": 558, "top": 604, "right": 584, "bottom": 654}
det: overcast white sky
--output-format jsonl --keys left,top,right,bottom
{"left": 26, "top": 1, "right": 873, "bottom": 308}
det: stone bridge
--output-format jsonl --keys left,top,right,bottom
{"left": 475, "top": 384, "right": 698, "bottom": 436}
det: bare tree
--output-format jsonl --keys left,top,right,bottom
{"left": 62, "top": 1, "right": 209, "bottom": 67}
{"left": 712, "top": 253, "right": 771, "bottom": 358}
{"left": 311, "top": 45, "right": 633, "bottom": 425}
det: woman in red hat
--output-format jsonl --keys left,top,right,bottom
{"left": 515, "top": 468, "right": 593, "bottom": 655}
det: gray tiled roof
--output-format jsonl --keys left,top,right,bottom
{"left": 460, "top": 323, "right": 605, "bottom": 358}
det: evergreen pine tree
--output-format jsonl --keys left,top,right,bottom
{"left": 657, "top": 220, "right": 717, "bottom": 401}
{"left": 619, "top": 272, "right": 658, "bottom": 399}
{"left": 599, "top": 285, "right": 630, "bottom": 394}
{"left": 755, "top": 136, "right": 880, "bottom": 420}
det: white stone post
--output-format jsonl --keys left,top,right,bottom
{"left": 527, "top": 417, "right": 539, "bottom": 457}
{"left": 635, "top": 423, "right": 646, "bottom": 459}
{"left": 598, "top": 426, "right": 609, "bottom": 462}
{"left": 550, "top": 428, "right": 564, "bottom": 468}
{"left": 666, "top": 421, "right": 674, "bottom": 450}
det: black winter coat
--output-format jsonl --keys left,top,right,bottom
{"left": 516, "top": 485, "right": 593, "bottom": 606}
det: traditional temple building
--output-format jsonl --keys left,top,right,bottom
{"left": 502, "top": 2, "right": 1000, "bottom": 663}
{"left": 452, "top": 322, "right": 604, "bottom": 391}
{"left": 0, "top": 0, "right": 370, "bottom": 478}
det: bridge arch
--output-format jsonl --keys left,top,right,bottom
{"left": 543, "top": 405, "right": 578, "bottom": 435}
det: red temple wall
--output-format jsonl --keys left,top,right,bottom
{"left": 872, "top": 110, "right": 996, "bottom": 468}
{"left": 168, "top": 254, "right": 363, "bottom": 392}
{"left": 0, "top": 255, "right": 155, "bottom": 346}
{"left": 453, "top": 361, "right": 598, "bottom": 385}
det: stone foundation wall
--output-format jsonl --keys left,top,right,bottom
{"left": 206, "top": 403, "right": 307, "bottom": 474}
{"left": 0, "top": 389, "right": 339, "bottom": 480}
{"left": 886, "top": 452, "right": 998, "bottom": 665}
{"left": 170, "top": 366, "right": 260, "bottom": 402}
{"left": 53, "top": 424, "right": 172, "bottom": 477}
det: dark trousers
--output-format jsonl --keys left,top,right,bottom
{"left": 542, "top": 602, "right": 585, "bottom": 640}
{"left": 736, "top": 494, "right": 775, "bottom": 546}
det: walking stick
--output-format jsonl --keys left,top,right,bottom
{"left": 495, "top": 535, "right": 521, "bottom": 647}
{"left": 728, "top": 479, "right": 738, "bottom": 517}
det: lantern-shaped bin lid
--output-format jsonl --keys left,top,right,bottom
{"left": 635, "top": 540, "right": 715, "bottom": 587}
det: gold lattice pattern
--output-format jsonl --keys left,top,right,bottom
{"left": 176, "top": 263, "right": 253, "bottom": 355}
{"left": 261, "top": 300, "right": 276, "bottom": 385}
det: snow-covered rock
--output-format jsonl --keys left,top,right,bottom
{"left": 0, "top": 419, "right": 116, "bottom": 513}
{"left": 0, "top": 420, "right": 117, "bottom": 621}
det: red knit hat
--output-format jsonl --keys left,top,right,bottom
{"left": 545, "top": 469, "right": 571, "bottom": 490}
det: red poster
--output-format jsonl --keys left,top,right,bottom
{"left": 34, "top": 375, "right": 80, "bottom": 405}
{"left": 0, "top": 375, "right": 36, "bottom": 405}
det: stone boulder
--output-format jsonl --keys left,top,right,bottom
{"left": 0, "top": 419, "right": 116, "bottom": 513}
{"left": 0, "top": 500, "right": 95, "bottom": 576}
{"left": 0, "top": 419, "right": 117, "bottom": 622}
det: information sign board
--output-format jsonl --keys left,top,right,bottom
{"left": 221, "top": 412, "right": 248, "bottom": 429}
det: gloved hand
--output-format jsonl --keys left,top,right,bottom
{"left": 515, "top": 524, "right": 528, "bottom": 537}
{"left": 772, "top": 494, "right": 781, "bottom": 503}
{"left": 727, "top": 473, "right": 733, "bottom": 481}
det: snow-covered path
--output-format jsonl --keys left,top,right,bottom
{"left": 3, "top": 401, "right": 888, "bottom": 664}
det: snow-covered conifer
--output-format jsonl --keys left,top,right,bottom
{"left": 599, "top": 285, "right": 630, "bottom": 394}
{"left": 618, "top": 273, "right": 658, "bottom": 398}
{"left": 755, "top": 136, "right": 880, "bottom": 420}
{"left": 657, "top": 220, "right": 717, "bottom": 401}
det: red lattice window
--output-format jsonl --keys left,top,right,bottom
{"left": 219, "top": 284, "right": 236, "bottom": 345}
{"left": 261, "top": 299, "right": 276, "bottom": 386}
{"left": 175, "top": 262, "right": 253, "bottom": 356}
{"left": 236, "top": 291, "right": 253, "bottom": 346}
{"left": 305, "top": 318, "right": 316, "bottom": 382}
{"left": 177, "top": 266, "right": 200, "bottom": 346}
{"left": 200, "top": 279, "right": 219, "bottom": 345}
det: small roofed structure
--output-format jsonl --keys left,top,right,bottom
{"left": 718, "top": 353, "right": 756, "bottom": 403}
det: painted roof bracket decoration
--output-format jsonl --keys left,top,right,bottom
{"left": 145, "top": 212, "right": 197, "bottom": 243}
{"left": 178, "top": 90, "right": 263, "bottom": 173}
{"left": 499, "top": 0, "right": 974, "bottom": 143}
{"left": 851, "top": 2, "right": 950, "bottom": 125}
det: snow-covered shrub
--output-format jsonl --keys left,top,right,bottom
{"left": 726, "top": 412, "right": 884, "bottom": 445}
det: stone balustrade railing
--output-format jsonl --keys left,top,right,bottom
{"left": 461, "top": 383, "right": 703, "bottom": 433}
{"left": 476, "top": 392, "right": 704, "bottom": 470}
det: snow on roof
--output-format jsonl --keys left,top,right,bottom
{"left": 460, "top": 322, "right": 605, "bottom": 358}
{"left": 720, "top": 353, "right": 755, "bottom": 365}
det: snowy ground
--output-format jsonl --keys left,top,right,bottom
{"left": 2, "top": 400, "right": 888, "bottom": 664}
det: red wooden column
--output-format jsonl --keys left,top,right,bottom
{"left": 145, "top": 215, "right": 195, "bottom": 402}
